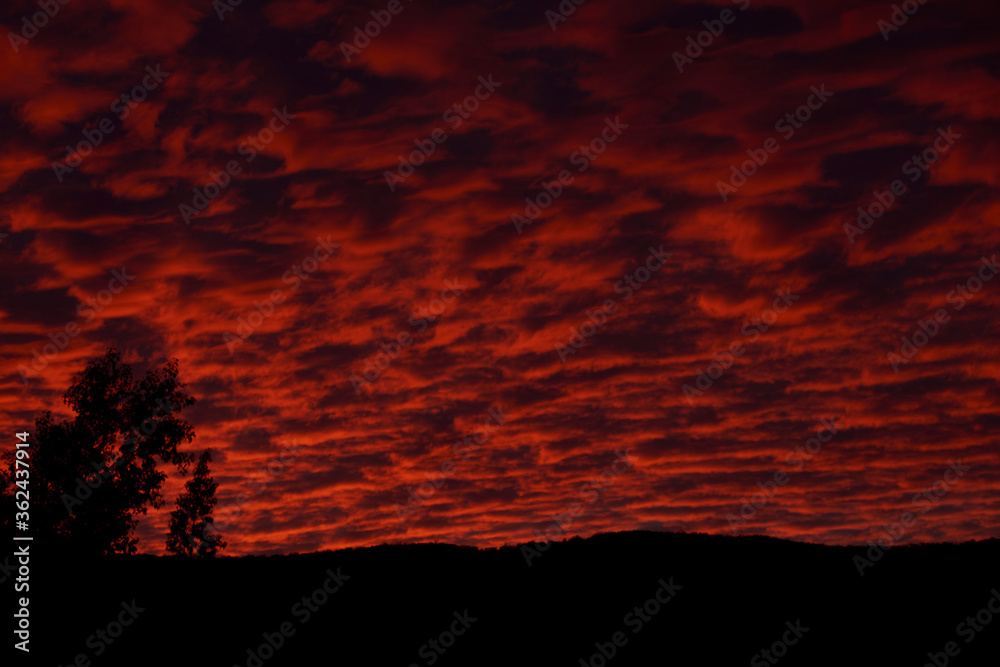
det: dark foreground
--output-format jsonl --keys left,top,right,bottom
{"left": 10, "top": 531, "right": 1000, "bottom": 666}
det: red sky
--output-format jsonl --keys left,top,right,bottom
{"left": 1, "top": 0, "right": 998, "bottom": 555}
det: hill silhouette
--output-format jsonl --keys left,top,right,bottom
{"left": 16, "top": 530, "right": 1000, "bottom": 666}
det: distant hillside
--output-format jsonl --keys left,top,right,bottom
{"left": 15, "top": 531, "right": 1000, "bottom": 666}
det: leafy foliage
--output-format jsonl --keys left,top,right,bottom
{"left": 167, "top": 449, "right": 225, "bottom": 557}
{"left": 1, "top": 347, "right": 196, "bottom": 555}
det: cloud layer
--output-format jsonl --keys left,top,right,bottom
{"left": 1, "top": 0, "right": 998, "bottom": 554}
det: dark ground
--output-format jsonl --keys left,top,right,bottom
{"left": 9, "top": 531, "right": 1000, "bottom": 666}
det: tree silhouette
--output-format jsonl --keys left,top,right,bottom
{"left": 167, "top": 449, "right": 225, "bottom": 557}
{"left": 0, "top": 347, "right": 196, "bottom": 555}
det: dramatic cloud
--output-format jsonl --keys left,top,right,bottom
{"left": 1, "top": 0, "right": 998, "bottom": 555}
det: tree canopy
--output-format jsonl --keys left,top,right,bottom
{"left": 1, "top": 347, "right": 216, "bottom": 556}
{"left": 167, "top": 449, "right": 226, "bottom": 557}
